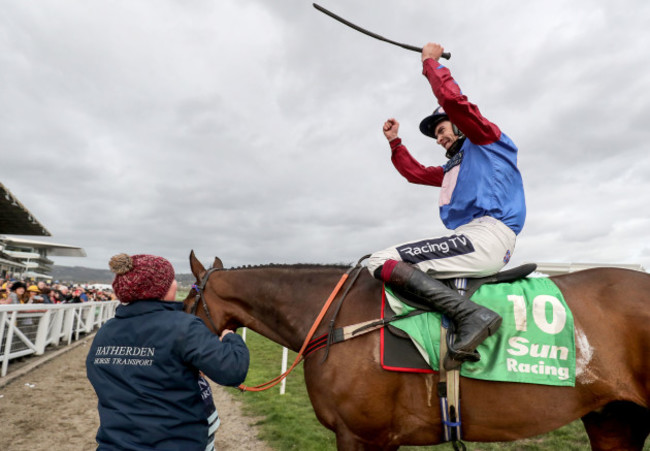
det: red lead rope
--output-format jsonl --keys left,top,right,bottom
{"left": 237, "top": 269, "right": 353, "bottom": 392}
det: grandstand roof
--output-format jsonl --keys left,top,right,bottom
{"left": 1, "top": 236, "right": 86, "bottom": 257}
{"left": 0, "top": 182, "right": 51, "bottom": 236}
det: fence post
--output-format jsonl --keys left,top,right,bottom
{"left": 280, "top": 347, "right": 288, "bottom": 395}
{"left": 105, "top": 302, "right": 118, "bottom": 324}
{"left": 51, "top": 308, "right": 64, "bottom": 346}
{"left": 95, "top": 304, "right": 105, "bottom": 328}
{"left": 0, "top": 312, "right": 7, "bottom": 377}
{"left": 63, "top": 308, "right": 75, "bottom": 345}
{"left": 1, "top": 312, "right": 17, "bottom": 377}
{"left": 0, "top": 311, "right": 6, "bottom": 352}
{"left": 34, "top": 310, "right": 51, "bottom": 355}
{"left": 84, "top": 305, "right": 94, "bottom": 333}
{"left": 74, "top": 306, "right": 83, "bottom": 341}
{"left": 52, "top": 309, "right": 65, "bottom": 346}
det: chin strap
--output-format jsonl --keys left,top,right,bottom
{"left": 445, "top": 135, "right": 466, "bottom": 159}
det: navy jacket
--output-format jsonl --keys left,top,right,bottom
{"left": 86, "top": 300, "right": 249, "bottom": 450}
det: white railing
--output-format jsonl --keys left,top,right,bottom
{"left": 0, "top": 301, "right": 120, "bottom": 377}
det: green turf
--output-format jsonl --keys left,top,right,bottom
{"left": 230, "top": 330, "right": 338, "bottom": 449}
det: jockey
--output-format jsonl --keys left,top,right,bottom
{"left": 368, "top": 43, "right": 526, "bottom": 367}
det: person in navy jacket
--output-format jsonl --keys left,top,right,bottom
{"left": 367, "top": 43, "right": 526, "bottom": 368}
{"left": 86, "top": 253, "right": 249, "bottom": 450}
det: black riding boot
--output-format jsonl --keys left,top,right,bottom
{"left": 381, "top": 261, "right": 502, "bottom": 365}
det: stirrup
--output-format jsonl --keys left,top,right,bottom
{"left": 443, "top": 323, "right": 481, "bottom": 370}
{"left": 443, "top": 350, "right": 480, "bottom": 371}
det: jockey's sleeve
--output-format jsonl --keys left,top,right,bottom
{"left": 389, "top": 138, "right": 444, "bottom": 186}
{"left": 181, "top": 317, "right": 250, "bottom": 386}
{"left": 422, "top": 59, "right": 501, "bottom": 145}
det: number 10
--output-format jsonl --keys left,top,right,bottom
{"left": 507, "top": 295, "right": 567, "bottom": 335}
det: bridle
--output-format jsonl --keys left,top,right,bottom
{"left": 185, "top": 257, "right": 368, "bottom": 392}
{"left": 186, "top": 266, "right": 222, "bottom": 334}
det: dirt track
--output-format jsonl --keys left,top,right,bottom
{"left": 0, "top": 337, "right": 271, "bottom": 451}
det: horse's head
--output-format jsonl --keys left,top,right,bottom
{"left": 183, "top": 250, "right": 242, "bottom": 335}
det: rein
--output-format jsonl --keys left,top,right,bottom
{"left": 188, "top": 260, "right": 366, "bottom": 393}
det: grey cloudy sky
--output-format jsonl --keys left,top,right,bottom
{"left": 2, "top": 0, "right": 649, "bottom": 273}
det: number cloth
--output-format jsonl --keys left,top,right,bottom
{"left": 387, "top": 277, "right": 576, "bottom": 386}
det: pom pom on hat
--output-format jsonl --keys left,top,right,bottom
{"left": 109, "top": 253, "right": 134, "bottom": 275}
{"left": 110, "top": 253, "right": 175, "bottom": 303}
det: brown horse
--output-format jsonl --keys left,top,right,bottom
{"left": 184, "top": 251, "right": 650, "bottom": 450}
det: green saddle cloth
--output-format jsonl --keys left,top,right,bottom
{"left": 387, "top": 277, "right": 576, "bottom": 387}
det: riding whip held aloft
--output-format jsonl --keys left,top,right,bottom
{"left": 313, "top": 3, "right": 451, "bottom": 59}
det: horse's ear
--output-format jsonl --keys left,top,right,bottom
{"left": 212, "top": 256, "right": 224, "bottom": 270}
{"left": 189, "top": 250, "right": 206, "bottom": 280}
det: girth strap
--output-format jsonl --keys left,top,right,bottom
{"left": 438, "top": 279, "right": 467, "bottom": 451}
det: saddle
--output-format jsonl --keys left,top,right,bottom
{"left": 386, "top": 263, "right": 537, "bottom": 339}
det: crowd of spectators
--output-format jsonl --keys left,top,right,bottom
{"left": 0, "top": 277, "right": 116, "bottom": 305}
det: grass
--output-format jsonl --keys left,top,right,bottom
{"left": 230, "top": 330, "right": 338, "bottom": 450}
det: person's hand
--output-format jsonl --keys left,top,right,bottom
{"left": 422, "top": 42, "right": 445, "bottom": 62}
{"left": 383, "top": 118, "right": 399, "bottom": 141}
{"left": 220, "top": 329, "right": 234, "bottom": 340}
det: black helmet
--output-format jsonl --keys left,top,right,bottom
{"left": 419, "top": 106, "right": 450, "bottom": 138}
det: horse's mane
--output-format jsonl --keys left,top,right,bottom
{"left": 223, "top": 263, "right": 352, "bottom": 272}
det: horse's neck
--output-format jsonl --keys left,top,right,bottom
{"left": 226, "top": 267, "right": 347, "bottom": 352}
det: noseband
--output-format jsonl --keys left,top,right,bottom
{"left": 186, "top": 266, "right": 222, "bottom": 333}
